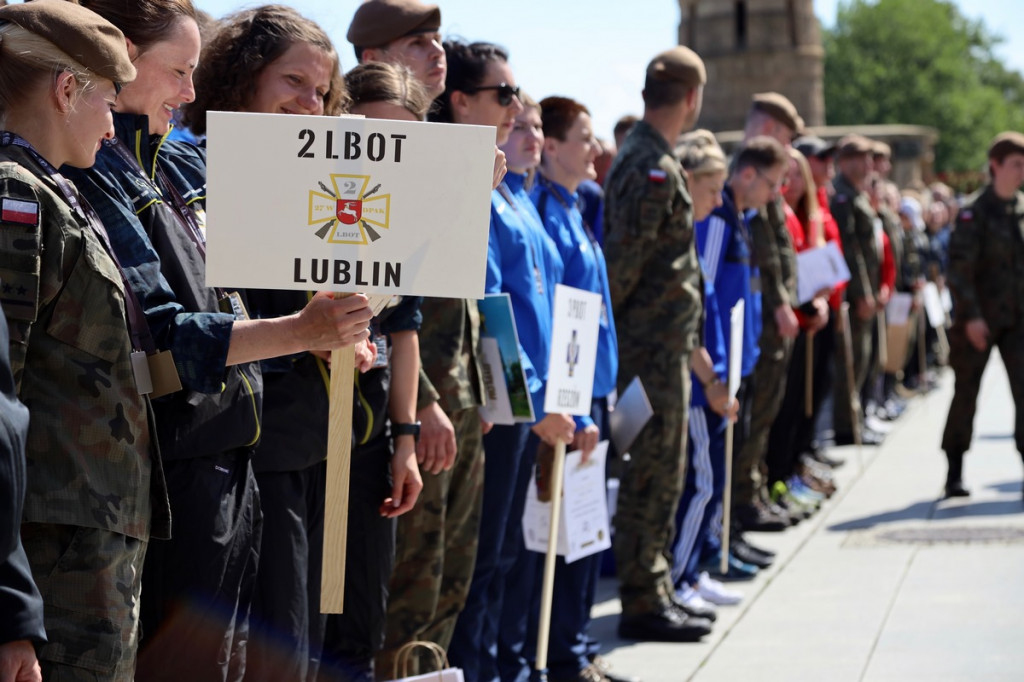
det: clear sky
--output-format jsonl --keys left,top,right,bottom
{"left": 162, "top": 0, "right": 1024, "bottom": 139}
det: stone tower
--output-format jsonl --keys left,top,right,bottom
{"left": 678, "top": 0, "right": 825, "bottom": 132}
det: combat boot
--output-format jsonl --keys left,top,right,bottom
{"left": 944, "top": 451, "right": 970, "bottom": 498}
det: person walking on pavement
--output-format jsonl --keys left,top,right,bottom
{"left": 941, "top": 132, "right": 1024, "bottom": 498}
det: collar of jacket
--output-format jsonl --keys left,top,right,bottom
{"left": 112, "top": 112, "right": 171, "bottom": 181}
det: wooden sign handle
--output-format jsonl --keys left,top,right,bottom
{"left": 321, "top": 343, "right": 355, "bottom": 613}
{"left": 720, "top": 421, "right": 734, "bottom": 576}
{"left": 535, "top": 439, "right": 567, "bottom": 674}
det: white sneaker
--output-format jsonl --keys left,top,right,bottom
{"left": 697, "top": 571, "right": 743, "bottom": 605}
{"left": 676, "top": 584, "right": 716, "bottom": 612}
{"left": 865, "top": 414, "right": 894, "bottom": 434}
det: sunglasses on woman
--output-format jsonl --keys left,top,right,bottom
{"left": 464, "top": 82, "right": 521, "bottom": 107}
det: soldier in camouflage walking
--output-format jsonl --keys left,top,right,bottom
{"left": 604, "top": 46, "right": 724, "bottom": 643}
{"left": 941, "top": 132, "right": 1024, "bottom": 498}
{"left": 0, "top": 4, "right": 167, "bottom": 680}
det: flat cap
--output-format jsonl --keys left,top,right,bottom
{"left": 347, "top": 0, "right": 441, "bottom": 49}
{"left": 751, "top": 92, "right": 804, "bottom": 135}
{"left": 836, "top": 134, "right": 874, "bottom": 159}
{"left": 793, "top": 135, "right": 836, "bottom": 159}
{"left": 988, "top": 131, "right": 1024, "bottom": 160}
{"left": 872, "top": 140, "right": 892, "bottom": 158}
{"left": 0, "top": 0, "right": 135, "bottom": 85}
{"left": 646, "top": 46, "right": 706, "bottom": 89}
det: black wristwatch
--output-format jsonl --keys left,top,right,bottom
{"left": 392, "top": 421, "right": 421, "bottom": 442}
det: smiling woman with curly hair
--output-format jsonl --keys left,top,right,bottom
{"left": 184, "top": 4, "right": 347, "bottom": 135}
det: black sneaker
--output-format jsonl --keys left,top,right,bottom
{"left": 730, "top": 538, "right": 773, "bottom": 568}
{"left": 833, "top": 429, "right": 884, "bottom": 446}
{"left": 617, "top": 608, "right": 713, "bottom": 642}
{"left": 733, "top": 533, "right": 776, "bottom": 559}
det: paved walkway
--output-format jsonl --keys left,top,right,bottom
{"left": 592, "top": 355, "right": 1024, "bottom": 681}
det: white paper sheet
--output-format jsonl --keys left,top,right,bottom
{"left": 522, "top": 442, "right": 612, "bottom": 564}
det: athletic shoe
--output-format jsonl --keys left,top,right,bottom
{"left": 696, "top": 572, "right": 743, "bottom": 605}
{"left": 700, "top": 551, "right": 759, "bottom": 581}
{"left": 675, "top": 584, "right": 719, "bottom": 615}
{"left": 787, "top": 475, "right": 825, "bottom": 503}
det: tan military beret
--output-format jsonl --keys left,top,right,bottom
{"left": 0, "top": 0, "right": 135, "bottom": 86}
{"left": 646, "top": 46, "right": 706, "bottom": 89}
{"left": 837, "top": 134, "right": 874, "bottom": 159}
{"left": 347, "top": 0, "right": 441, "bottom": 49}
{"left": 872, "top": 140, "right": 892, "bottom": 158}
{"left": 988, "top": 131, "right": 1024, "bottom": 160}
{"left": 751, "top": 92, "right": 804, "bottom": 135}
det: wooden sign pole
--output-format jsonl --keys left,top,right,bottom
{"left": 720, "top": 420, "right": 735, "bottom": 576}
{"left": 535, "top": 439, "right": 567, "bottom": 676}
{"left": 321, "top": 344, "right": 355, "bottom": 613}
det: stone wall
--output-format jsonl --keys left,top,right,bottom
{"left": 679, "top": 0, "right": 825, "bottom": 132}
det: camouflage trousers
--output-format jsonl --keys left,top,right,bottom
{"left": 375, "top": 407, "right": 484, "bottom": 678}
{"left": 613, "top": 350, "right": 690, "bottom": 617}
{"left": 21, "top": 522, "right": 146, "bottom": 682}
{"left": 942, "top": 321, "right": 1024, "bottom": 458}
{"left": 733, "top": 324, "right": 794, "bottom": 507}
{"left": 834, "top": 308, "right": 874, "bottom": 435}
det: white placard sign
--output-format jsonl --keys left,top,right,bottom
{"left": 205, "top": 111, "right": 495, "bottom": 298}
{"left": 544, "top": 285, "right": 602, "bottom": 417}
{"left": 522, "top": 441, "right": 612, "bottom": 563}
{"left": 922, "top": 282, "right": 947, "bottom": 328}
{"left": 727, "top": 300, "right": 744, "bottom": 398}
{"left": 886, "top": 292, "right": 914, "bottom": 327}
{"left": 796, "top": 242, "right": 851, "bottom": 305}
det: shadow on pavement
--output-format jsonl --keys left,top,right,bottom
{"left": 827, "top": 500, "right": 937, "bottom": 531}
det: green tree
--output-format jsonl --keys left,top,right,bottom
{"left": 824, "top": 0, "right": 1024, "bottom": 173}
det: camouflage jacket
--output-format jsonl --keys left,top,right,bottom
{"left": 603, "top": 120, "right": 703, "bottom": 355}
{"left": 831, "top": 173, "right": 879, "bottom": 302}
{"left": 947, "top": 185, "right": 1024, "bottom": 330}
{"left": 0, "top": 143, "right": 157, "bottom": 540}
{"left": 749, "top": 197, "right": 797, "bottom": 313}
{"left": 417, "top": 297, "right": 481, "bottom": 414}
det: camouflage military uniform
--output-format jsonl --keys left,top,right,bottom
{"left": 0, "top": 139, "right": 166, "bottom": 681}
{"left": 603, "top": 120, "right": 703, "bottom": 617}
{"left": 942, "top": 186, "right": 1024, "bottom": 463}
{"left": 733, "top": 198, "right": 797, "bottom": 507}
{"left": 831, "top": 173, "right": 880, "bottom": 436}
{"left": 378, "top": 298, "right": 485, "bottom": 675}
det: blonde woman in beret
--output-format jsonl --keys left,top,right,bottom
{"left": 0, "top": 2, "right": 162, "bottom": 680}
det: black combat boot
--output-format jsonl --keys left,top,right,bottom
{"left": 944, "top": 451, "right": 970, "bottom": 498}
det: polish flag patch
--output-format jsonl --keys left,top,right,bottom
{"left": 648, "top": 169, "right": 667, "bottom": 184}
{"left": 1, "top": 198, "right": 39, "bottom": 226}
